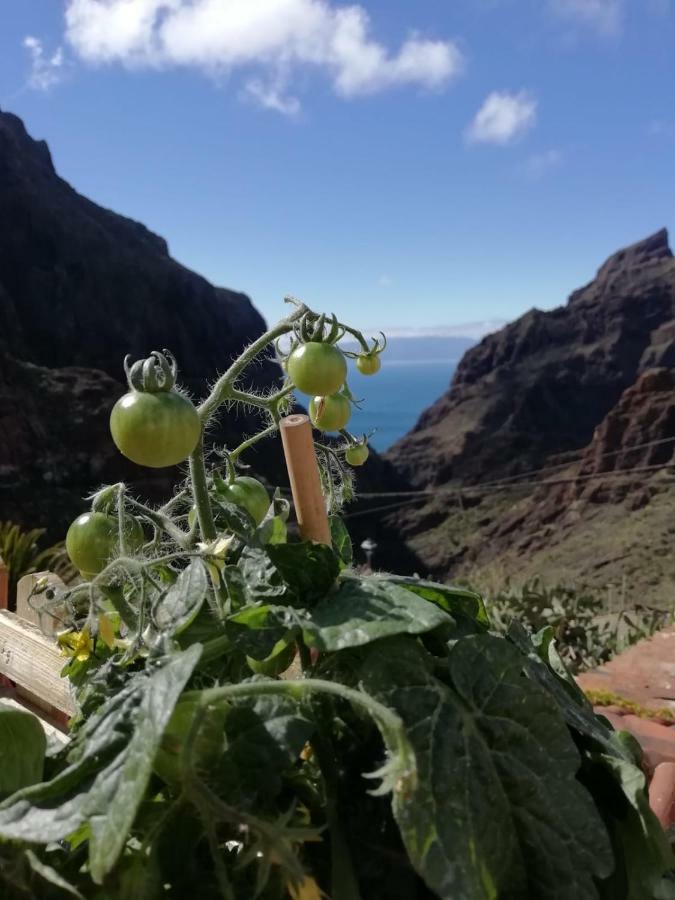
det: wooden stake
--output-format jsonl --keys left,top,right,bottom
{"left": 280, "top": 414, "right": 331, "bottom": 546}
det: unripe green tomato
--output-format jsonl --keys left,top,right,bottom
{"left": 110, "top": 390, "right": 201, "bottom": 468}
{"left": 66, "top": 512, "right": 144, "bottom": 576}
{"left": 309, "top": 393, "right": 351, "bottom": 432}
{"left": 220, "top": 476, "right": 270, "bottom": 525}
{"left": 287, "top": 342, "right": 347, "bottom": 396}
{"left": 345, "top": 444, "right": 369, "bottom": 466}
{"left": 356, "top": 353, "right": 381, "bottom": 375}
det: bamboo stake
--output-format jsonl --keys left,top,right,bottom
{"left": 280, "top": 414, "right": 331, "bottom": 546}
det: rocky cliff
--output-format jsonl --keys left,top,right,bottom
{"left": 382, "top": 231, "right": 675, "bottom": 602}
{"left": 0, "top": 109, "right": 279, "bottom": 538}
{"left": 387, "top": 229, "right": 675, "bottom": 487}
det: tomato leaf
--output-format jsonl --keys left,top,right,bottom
{"left": 329, "top": 516, "right": 353, "bottom": 568}
{"left": 266, "top": 541, "right": 340, "bottom": 607}
{"left": 358, "top": 635, "right": 613, "bottom": 900}
{"left": 154, "top": 559, "right": 208, "bottom": 634}
{"left": 0, "top": 704, "right": 46, "bottom": 797}
{"left": 377, "top": 575, "right": 489, "bottom": 629}
{"left": 212, "top": 498, "right": 256, "bottom": 539}
{"left": 303, "top": 576, "right": 451, "bottom": 651}
{"left": 88, "top": 644, "right": 202, "bottom": 881}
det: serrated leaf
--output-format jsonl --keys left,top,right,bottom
{"left": 154, "top": 560, "right": 208, "bottom": 634}
{"left": 212, "top": 497, "right": 256, "bottom": 539}
{"left": 303, "top": 576, "right": 451, "bottom": 651}
{"left": 0, "top": 704, "right": 46, "bottom": 797}
{"left": 358, "top": 634, "right": 613, "bottom": 900}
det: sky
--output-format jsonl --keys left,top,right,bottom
{"left": 0, "top": 0, "right": 674, "bottom": 335}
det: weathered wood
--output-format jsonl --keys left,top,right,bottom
{"left": 16, "top": 571, "right": 66, "bottom": 636}
{"left": 280, "top": 414, "right": 331, "bottom": 545}
{"left": 0, "top": 611, "right": 76, "bottom": 716}
{"left": 0, "top": 555, "right": 8, "bottom": 611}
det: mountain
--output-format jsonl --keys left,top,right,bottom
{"left": 387, "top": 229, "right": 675, "bottom": 487}
{"left": 0, "top": 108, "right": 280, "bottom": 538}
{"left": 381, "top": 230, "right": 675, "bottom": 601}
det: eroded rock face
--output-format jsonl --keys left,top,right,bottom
{"left": 0, "top": 108, "right": 281, "bottom": 538}
{"left": 387, "top": 230, "right": 675, "bottom": 488}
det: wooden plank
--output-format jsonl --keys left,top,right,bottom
{"left": 0, "top": 611, "right": 76, "bottom": 716}
{"left": 0, "top": 555, "right": 8, "bottom": 610}
{"left": 16, "top": 571, "right": 66, "bottom": 636}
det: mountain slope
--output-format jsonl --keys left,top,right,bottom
{"left": 387, "top": 230, "right": 675, "bottom": 487}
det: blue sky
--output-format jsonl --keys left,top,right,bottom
{"left": 1, "top": 0, "right": 674, "bottom": 334}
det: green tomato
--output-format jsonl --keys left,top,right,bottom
{"left": 110, "top": 390, "right": 201, "bottom": 468}
{"left": 66, "top": 512, "right": 144, "bottom": 576}
{"left": 309, "top": 393, "right": 352, "bottom": 432}
{"left": 287, "top": 342, "right": 347, "bottom": 396}
{"left": 345, "top": 444, "right": 369, "bottom": 466}
{"left": 220, "top": 476, "right": 270, "bottom": 525}
{"left": 356, "top": 353, "right": 381, "bottom": 375}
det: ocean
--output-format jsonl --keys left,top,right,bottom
{"left": 347, "top": 360, "right": 456, "bottom": 452}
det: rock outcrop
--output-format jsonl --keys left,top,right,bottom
{"left": 387, "top": 230, "right": 675, "bottom": 488}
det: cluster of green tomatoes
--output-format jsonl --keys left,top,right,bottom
{"left": 65, "top": 315, "right": 385, "bottom": 582}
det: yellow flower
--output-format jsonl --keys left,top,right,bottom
{"left": 57, "top": 627, "right": 94, "bottom": 662}
{"left": 98, "top": 613, "right": 116, "bottom": 649}
{"left": 287, "top": 876, "right": 322, "bottom": 900}
{"left": 198, "top": 534, "right": 234, "bottom": 586}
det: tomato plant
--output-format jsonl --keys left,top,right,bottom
{"left": 110, "top": 351, "right": 201, "bottom": 468}
{"left": 216, "top": 475, "right": 270, "bottom": 525}
{"left": 2, "top": 300, "right": 673, "bottom": 900}
{"left": 309, "top": 393, "right": 351, "bottom": 432}
{"left": 345, "top": 442, "right": 369, "bottom": 466}
{"left": 287, "top": 342, "right": 347, "bottom": 396}
{"left": 66, "top": 511, "right": 144, "bottom": 577}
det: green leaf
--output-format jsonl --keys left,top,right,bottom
{"left": 595, "top": 754, "right": 675, "bottom": 900}
{"left": 88, "top": 644, "right": 202, "bottom": 882}
{"left": 154, "top": 560, "right": 208, "bottom": 634}
{"left": 215, "top": 688, "right": 314, "bottom": 805}
{"left": 212, "top": 497, "right": 256, "bottom": 540}
{"left": 358, "top": 634, "right": 613, "bottom": 900}
{"left": 0, "top": 704, "right": 46, "bottom": 796}
{"left": 24, "top": 850, "right": 84, "bottom": 899}
{"left": 507, "top": 622, "right": 628, "bottom": 758}
{"left": 329, "top": 516, "right": 353, "bottom": 568}
{"left": 303, "top": 576, "right": 451, "bottom": 651}
{"left": 239, "top": 547, "right": 287, "bottom": 602}
{"left": 266, "top": 541, "right": 340, "bottom": 606}
{"left": 378, "top": 574, "right": 489, "bottom": 628}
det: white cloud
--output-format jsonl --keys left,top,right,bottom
{"left": 23, "top": 36, "right": 65, "bottom": 90}
{"left": 550, "top": 0, "right": 623, "bottom": 35}
{"left": 378, "top": 274, "right": 393, "bottom": 287}
{"left": 466, "top": 90, "right": 537, "bottom": 146}
{"left": 521, "top": 148, "right": 563, "bottom": 178}
{"left": 63, "top": 0, "right": 464, "bottom": 112}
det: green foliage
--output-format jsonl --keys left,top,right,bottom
{"left": 0, "top": 521, "right": 75, "bottom": 601}
{"left": 486, "top": 577, "right": 670, "bottom": 674}
{"left": 0, "top": 303, "right": 673, "bottom": 899}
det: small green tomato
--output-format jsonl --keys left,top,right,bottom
{"left": 309, "top": 393, "right": 352, "bottom": 432}
{"left": 345, "top": 444, "right": 369, "bottom": 466}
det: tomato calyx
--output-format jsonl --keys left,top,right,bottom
{"left": 123, "top": 349, "right": 178, "bottom": 394}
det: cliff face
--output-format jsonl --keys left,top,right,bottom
{"left": 0, "top": 109, "right": 279, "bottom": 537}
{"left": 387, "top": 230, "right": 675, "bottom": 488}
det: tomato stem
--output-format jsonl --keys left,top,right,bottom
{"left": 189, "top": 436, "right": 216, "bottom": 542}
